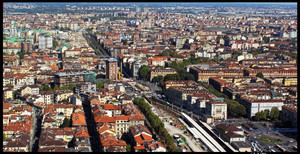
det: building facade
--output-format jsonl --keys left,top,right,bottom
{"left": 106, "top": 58, "right": 118, "bottom": 81}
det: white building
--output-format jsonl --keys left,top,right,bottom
{"left": 279, "top": 31, "right": 288, "bottom": 38}
{"left": 70, "top": 94, "right": 82, "bottom": 106}
{"left": 237, "top": 53, "right": 253, "bottom": 62}
{"left": 38, "top": 35, "right": 53, "bottom": 49}
{"left": 289, "top": 31, "right": 297, "bottom": 38}
{"left": 237, "top": 96, "right": 284, "bottom": 118}
{"left": 206, "top": 100, "right": 227, "bottom": 120}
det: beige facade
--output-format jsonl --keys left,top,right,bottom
{"left": 54, "top": 104, "right": 75, "bottom": 118}
{"left": 115, "top": 120, "right": 145, "bottom": 139}
{"left": 4, "top": 89, "right": 13, "bottom": 100}
{"left": 150, "top": 67, "right": 177, "bottom": 81}
{"left": 206, "top": 101, "right": 227, "bottom": 120}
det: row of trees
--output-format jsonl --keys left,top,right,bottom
{"left": 133, "top": 97, "right": 181, "bottom": 152}
{"left": 40, "top": 84, "right": 76, "bottom": 92}
{"left": 254, "top": 107, "right": 280, "bottom": 121}
{"left": 158, "top": 49, "right": 178, "bottom": 57}
{"left": 95, "top": 79, "right": 110, "bottom": 89}
{"left": 139, "top": 49, "right": 229, "bottom": 81}
{"left": 17, "top": 52, "right": 31, "bottom": 59}
{"left": 198, "top": 81, "right": 247, "bottom": 118}
{"left": 151, "top": 73, "right": 191, "bottom": 89}
{"left": 256, "top": 72, "right": 264, "bottom": 78}
{"left": 58, "top": 27, "right": 71, "bottom": 32}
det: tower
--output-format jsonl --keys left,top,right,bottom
{"left": 106, "top": 58, "right": 118, "bottom": 81}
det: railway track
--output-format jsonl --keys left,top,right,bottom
{"left": 83, "top": 33, "right": 109, "bottom": 57}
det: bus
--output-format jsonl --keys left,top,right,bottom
{"left": 244, "top": 130, "right": 250, "bottom": 136}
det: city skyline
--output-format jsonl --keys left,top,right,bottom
{"left": 3, "top": 2, "right": 297, "bottom": 152}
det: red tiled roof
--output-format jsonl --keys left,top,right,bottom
{"left": 72, "top": 111, "right": 86, "bottom": 126}
{"left": 134, "top": 145, "right": 145, "bottom": 150}
{"left": 151, "top": 58, "right": 163, "bottom": 61}
{"left": 97, "top": 123, "right": 114, "bottom": 135}
{"left": 96, "top": 115, "right": 116, "bottom": 123}
{"left": 3, "top": 103, "right": 11, "bottom": 109}
{"left": 101, "top": 104, "right": 121, "bottom": 110}
{"left": 100, "top": 132, "right": 127, "bottom": 147}
{"left": 75, "top": 127, "right": 89, "bottom": 138}
{"left": 43, "top": 105, "right": 56, "bottom": 114}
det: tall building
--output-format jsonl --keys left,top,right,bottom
{"left": 289, "top": 31, "right": 297, "bottom": 38}
{"left": 46, "top": 36, "right": 53, "bottom": 48}
{"left": 21, "top": 40, "right": 32, "bottom": 52}
{"left": 38, "top": 34, "right": 53, "bottom": 49}
{"left": 106, "top": 58, "right": 118, "bottom": 80}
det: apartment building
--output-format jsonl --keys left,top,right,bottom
{"left": 189, "top": 66, "right": 244, "bottom": 82}
{"left": 150, "top": 67, "right": 177, "bottom": 81}
{"left": 54, "top": 71, "right": 96, "bottom": 87}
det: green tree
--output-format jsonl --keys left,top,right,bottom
{"left": 17, "top": 52, "right": 31, "bottom": 59}
{"left": 254, "top": 111, "right": 267, "bottom": 121}
{"left": 152, "top": 75, "right": 164, "bottom": 84}
{"left": 53, "top": 39, "right": 58, "bottom": 49}
{"left": 236, "top": 104, "right": 247, "bottom": 117}
{"left": 251, "top": 50, "right": 262, "bottom": 56}
{"left": 53, "top": 85, "right": 60, "bottom": 90}
{"left": 164, "top": 74, "right": 181, "bottom": 81}
{"left": 3, "top": 133, "right": 7, "bottom": 140}
{"left": 121, "top": 39, "right": 128, "bottom": 45}
{"left": 228, "top": 103, "right": 238, "bottom": 117}
{"left": 138, "top": 65, "right": 150, "bottom": 80}
{"left": 41, "top": 85, "right": 52, "bottom": 91}
{"left": 126, "top": 144, "right": 131, "bottom": 152}
{"left": 264, "top": 109, "right": 270, "bottom": 118}
{"left": 159, "top": 49, "right": 171, "bottom": 56}
{"left": 170, "top": 50, "right": 178, "bottom": 57}
{"left": 232, "top": 50, "right": 240, "bottom": 56}
{"left": 274, "top": 119, "right": 282, "bottom": 126}
{"left": 86, "top": 28, "right": 93, "bottom": 32}
{"left": 224, "top": 35, "right": 230, "bottom": 41}
{"left": 133, "top": 97, "right": 181, "bottom": 152}
{"left": 96, "top": 81, "right": 105, "bottom": 89}
{"left": 159, "top": 49, "right": 178, "bottom": 57}
{"left": 67, "top": 84, "right": 76, "bottom": 92}
{"left": 155, "top": 65, "right": 164, "bottom": 69}
{"left": 263, "top": 36, "right": 269, "bottom": 43}
{"left": 270, "top": 107, "right": 280, "bottom": 120}
{"left": 13, "top": 91, "right": 17, "bottom": 99}
{"left": 184, "top": 74, "right": 195, "bottom": 81}
{"left": 256, "top": 72, "right": 264, "bottom": 78}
